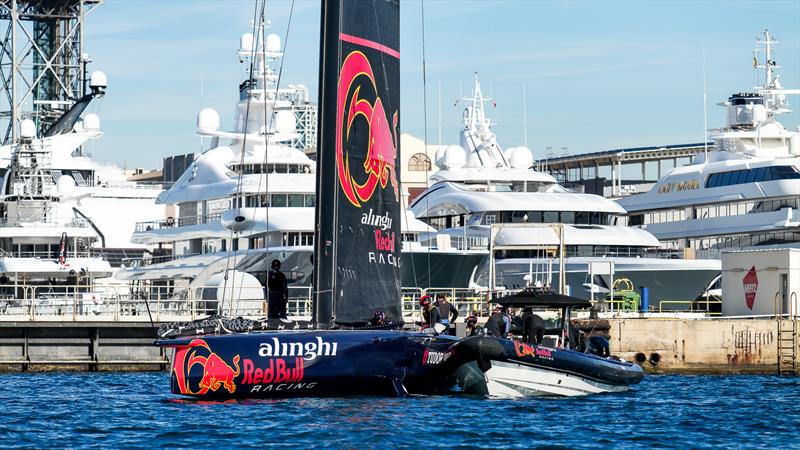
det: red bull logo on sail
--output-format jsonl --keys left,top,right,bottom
{"left": 335, "top": 49, "right": 399, "bottom": 208}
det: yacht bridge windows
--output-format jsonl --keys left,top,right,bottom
{"left": 705, "top": 165, "right": 800, "bottom": 188}
{"left": 424, "top": 210, "right": 611, "bottom": 229}
{"left": 233, "top": 193, "right": 315, "bottom": 208}
{"left": 627, "top": 196, "right": 800, "bottom": 226}
{"left": 233, "top": 163, "right": 311, "bottom": 175}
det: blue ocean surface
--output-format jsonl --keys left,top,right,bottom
{"left": 0, "top": 372, "right": 798, "bottom": 449}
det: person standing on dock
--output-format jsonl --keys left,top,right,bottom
{"left": 435, "top": 293, "right": 459, "bottom": 332}
{"left": 267, "top": 259, "right": 288, "bottom": 319}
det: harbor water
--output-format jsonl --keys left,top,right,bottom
{"left": 1, "top": 373, "right": 798, "bottom": 448}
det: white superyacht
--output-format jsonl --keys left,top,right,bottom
{"left": 617, "top": 30, "right": 800, "bottom": 260}
{"left": 409, "top": 74, "right": 721, "bottom": 302}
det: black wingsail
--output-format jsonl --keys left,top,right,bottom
{"left": 314, "top": 0, "right": 402, "bottom": 326}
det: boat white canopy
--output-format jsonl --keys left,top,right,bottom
{"left": 411, "top": 182, "right": 626, "bottom": 218}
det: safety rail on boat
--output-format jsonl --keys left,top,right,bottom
{"left": 134, "top": 212, "right": 223, "bottom": 232}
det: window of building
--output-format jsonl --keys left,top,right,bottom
{"left": 408, "top": 153, "right": 432, "bottom": 171}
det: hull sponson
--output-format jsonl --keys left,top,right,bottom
{"left": 160, "top": 330, "right": 458, "bottom": 399}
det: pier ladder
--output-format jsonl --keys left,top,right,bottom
{"left": 777, "top": 293, "right": 798, "bottom": 376}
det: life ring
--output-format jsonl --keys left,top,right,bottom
{"left": 165, "top": 217, "right": 175, "bottom": 226}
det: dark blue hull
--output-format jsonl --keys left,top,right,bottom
{"left": 158, "top": 330, "right": 459, "bottom": 399}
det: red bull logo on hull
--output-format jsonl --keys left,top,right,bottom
{"left": 172, "top": 339, "right": 241, "bottom": 395}
{"left": 335, "top": 50, "right": 399, "bottom": 208}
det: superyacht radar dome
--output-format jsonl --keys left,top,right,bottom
{"left": 266, "top": 33, "right": 281, "bottom": 53}
{"left": 89, "top": 71, "right": 107, "bottom": 94}
{"left": 20, "top": 119, "right": 36, "bottom": 140}
{"left": 509, "top": 146, "right": 533, "bottom": 169}
{"left": 240, "top": 32, "right": 255, "bottom": 53}
{"left": 197, "top": 108, "right": 220, "bottom": 133}
{"left": 82, "top": 113, "right": 101, "bottom": 132}
{"left": 442, "top": 145, "right": 466, "bottom": 169}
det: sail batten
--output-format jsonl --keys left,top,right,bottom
{"left": 314, "top": 0, "right": 402, "bottom": 327}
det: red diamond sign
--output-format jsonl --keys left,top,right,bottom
{"left": 742, "top": 266, "right": 758, "bottom": 310}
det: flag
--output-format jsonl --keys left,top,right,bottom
{"left": 753, "top": 56, "right": 758, "bottom": 68}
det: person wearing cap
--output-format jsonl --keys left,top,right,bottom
{"left": 267, "top": 259, "right": 288, "bottom": 319}
{"left": 419, "top": 295, "right": 441, "bottom": 331}
{"left": 435, "top": 293, "right": 459, "bottom": 332}
{"left": 465, "top": 315, "right": 482, "bottom": 337}
{"left": 484, "top": 305, "right": 506, "bottom": 338}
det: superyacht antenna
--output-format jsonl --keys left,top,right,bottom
{"left": 523, "top": 84, "right": 528, "bottom": 148}
{"left": 702, "top": 42, "right": 708, "bottom": 161}
{"left": 438, "top": 80, "right": 442, "bottom": 145}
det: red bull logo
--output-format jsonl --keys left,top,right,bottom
{"left": 172, "top": 339, "right": 241, "bottom": 395}
{"left": 336, "top": 50, "right": 399, "bottom": 208}
{"left": 514, "top": 340, "right": 553, "bottom": 360}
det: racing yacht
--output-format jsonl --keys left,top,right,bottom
{"left": 409, "top": 75, "right": 721, "bottom": 301}
{"left": 157, "top": 0, "right": 464, "bottom": 400}
{"left": 617, "top": 30, "right": 800, "bottom": 260}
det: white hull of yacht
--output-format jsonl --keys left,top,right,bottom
{"left": 484, "top": 361, "right": 630, "bottom": 398}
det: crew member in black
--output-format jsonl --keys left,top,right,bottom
{"left": 370, "top": 310, "right": 386, "bottom": 326}
{"left": 419, "top": 295, "right": 440, "bottom": 331}
{"left": 267, "top": 259, "right": 288, "bottom": 319}
{"left": 584, "top": 335, "right": 611, "bottom": 357}
{"left": 435, "top": 293, "right": 459, "bottom": 332}
{"left": 521, "top": 307, "right": 545, "bottom": 344}
{"left": 465, "top": 315, "right": 482, "bottom": 337}
{"left": 484, "top": 305, "right": 507, "bottom": 338}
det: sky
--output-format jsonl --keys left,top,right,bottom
{"left": 82, "top": 0, "right": 800, "bottom": 169}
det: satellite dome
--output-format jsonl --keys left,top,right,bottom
{"left": 20, "top": 119, "right": 36, "bottom": 139}
{"left": 266, "top": 33, "right": 281, "bottom": 53}
{"left": 240, "top": 32, "right": 254, "bottom": 53}
{"left": 509, "top": 146, "right": 533, "bottom": 169}
{"left": 197, "top": 108, "right": 220, "bottom": 133}
{"left": 57, "top": 175, "right": 76, "bottom": 195}
{"left": 83, "top": 113, "right": 101, "bottom": 132}
{"left": 442, "top": 145, "right": 466, "bottom": 169}
{"left": 89, "top": 71, "right": 107, "bottom": 90}
{"left": 273, "top": 110, "right": 296, "bottom": 134}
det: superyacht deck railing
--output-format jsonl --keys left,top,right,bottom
{"left": 134, "top": 212, "right": 223, "bottom": 232}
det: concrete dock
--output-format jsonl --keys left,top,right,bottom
{"left": 609, "top": 317, "right": 779, "bottom": 374}
{"left": 0, "top": 321, "right": 167, "bottom": 372}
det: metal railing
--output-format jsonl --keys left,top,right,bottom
{"left": 657, "top": 299, "right": 723, "bottom": 315}
{"left": 134, "top": 212, "right": 222, "bottom": 232}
